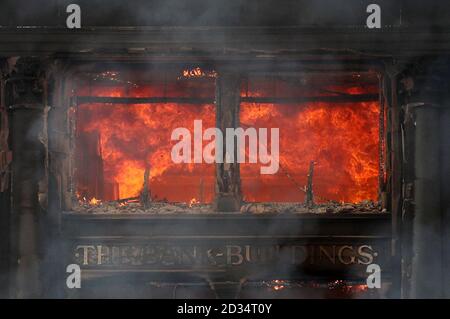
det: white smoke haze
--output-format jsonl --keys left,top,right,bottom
{"left": 0, "top": 0, "right": 449, "bottom": 300}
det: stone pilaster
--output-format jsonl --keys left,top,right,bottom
{"left": 6, "top": 57, "right": 48, "bottom": 298}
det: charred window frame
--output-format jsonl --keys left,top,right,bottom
{"left": 51, "top": 62, "right": 389, "bottom": 213}
{"left": 238, "top": 71, "right": 386, "bottom": 207}
{"left": 67, "top": 65, "right": 217, "bottom": 208}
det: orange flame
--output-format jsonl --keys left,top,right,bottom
{"left": 189, "top": 197, "right": 199, "bottom": 207}
{"left": 74, "top": 76, "right": 379, "bottom": 205}
{"left": 75, "top": 82, "right": 216, "bottom": 203}
{"left": 89, "top": 197, "right": 101, "bottom": 205}
{"left": 240, "top": 86, "right": 380, "bottom": 203}
{"left": 180, "top": 67, "right": 217, "bottom": 79}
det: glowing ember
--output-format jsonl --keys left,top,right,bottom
{"left": 180, "top": 67, "right": 217, "bottom": 79}
{"left": 189, "top": 198, "right": 199, "bottom": 207}
{"left": 76, "top": 192, "right": 102, "bottom": 206}
{"left": 328, "top": 280, "right": 369, "bottom": 293}
{"left": 89, "top": 197, "right": 101, "bottom": 205}
{"left": 271, "top": 279, "right": 287, "bottom": 291}
{"left": 92, "top": 71, "right": 138, "bottom": 87}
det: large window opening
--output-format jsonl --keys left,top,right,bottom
{"left": 239, "top": 72, "right": 381, "bottom": 204}
{"left": 73, "top": 68, "right": 216, "bottom": 210}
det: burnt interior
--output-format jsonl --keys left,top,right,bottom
{"left": 71, "top": 67, "right": 383, "bottom": 214}
{"left": 74, "top": 69, "right": 216, "bottom": 205}
{"left": 239, "top": 73, "right": 381, "bottom": 204}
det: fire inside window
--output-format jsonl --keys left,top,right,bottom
{"left": 74, "top": 69, "right": 216, "bottom": 206}
{"left": 72, "top": 68, "right": 382, "bottom": 209}
{"left": 240, "top": 73, "right": 381, "bottom": 204}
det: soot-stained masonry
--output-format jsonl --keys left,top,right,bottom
{"left": 0, "top": 0, "right": 449, "bottom": 299}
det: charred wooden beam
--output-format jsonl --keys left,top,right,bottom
{"left": 48, "top": 63, "right": 76, "bottom": 212}
{"left": 214, "top": 72, "right": 242, "bottom": 212}
{"left": 399, "top": 98, "right": 417, "bottom": 299}
{"left": 139, "top": 166, "right": 151, "bottom": 209}
{"left": 74, "top": 93, "right": 378, "bottom": 106}
{"left": 241, "top": 94, "right": 378, "bottom": 104}
{"left": 378, "top": 74, "right": 386, "bottom": 205}
{"left": 6, "top": 57, "right": 47, "bottom": 298}
{"left": 75, "top": 96, "right": 214, "bottom": 105}
{"left": 75, "top": 131, "right": 105, "bottom": 200}
{"left": 305, "top": 161, "right": 315, "bottom": 207}
{"left": 384, "top": 63, "right": 404, "bottom": 298}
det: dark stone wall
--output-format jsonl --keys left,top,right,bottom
{"left": 398, "top": 59, "right": 450, "bottom": 298}
{"left": 0, "top": 64, "right": 11, "bottom": 298}
{"left": 442, "top": 104, "right": 450, "bottom": 298}
{"left": 0, "top": 0, "right": 446, "bottom": 28}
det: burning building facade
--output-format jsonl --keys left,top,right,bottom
{"left": 0, "top": 0, "right": 449, "bottom": 299}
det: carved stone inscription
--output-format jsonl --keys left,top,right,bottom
{"left": 72, "top": 243, "right": 382, "bottom": 268}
